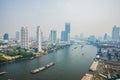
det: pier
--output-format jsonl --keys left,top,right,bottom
{"left": 81, "top": 73, "right": 93, "bottom": 80}
{"left": 90, "top": 61, "right": 98, "bottom": 71}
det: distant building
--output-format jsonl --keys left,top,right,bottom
{"left": 0, "top": 33, "right": 3, "bottom": 40}
{"left": 41, "top": 31, "right": 43, "bottom": 42}
{"left": 80, "top": 33, "right": 84, "bottom": 39}
{"left": 65, "top": 23, "right": 70, "bottom": 33}
{"left": 16, "top": 31, "right": 20, "bottom": 41}
{"left": 104, "top": 33, "right": 108, "bottom": 40}
{"left": 50, "top": 30, "right": 57, "bottom": 42}
{"left": 88, "top": 35, "right": 96, "bottom": 43}
{"left": 61, "top": 23, "right": 71, "bottom": 42}
{"left": 21, "top": 27, "right": 29, "bottom": 49}
{"left": 3, "top": 33, "right": 9, "bottom": 40}
{"left": 61, "top": 31, "right": 65, "bottom": 41}
{"left": 112, "top": 25, "right": 120, "bottom": 41}
{"left": 65, "top": 23, "right": 70, "bottom": 41}
{"left": 36, "top": 26, "right": 42, "bottom": 52}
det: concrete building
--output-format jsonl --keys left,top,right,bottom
{"left": 16, "top": 31, "right": 20, "bottom": 42}
{"left": 112, "top": 25, "right": 120, "bottom": 41}
{"left": 36, "top": 26, "right": 42, "bottom": 52}
{"left": 3, "top": 33, "right": 9, "bottom": 40}
{"left": 0, "top": 33, "right": 3, "bottom": 40}
{"left": 61, "top": 23, "right": 71, "bottom": 42}
{"left": 21, "top": 27, "right": 29, "bottom": 49}
{"left": 65, "top": 23, "right": 70, "bottom": 41}
{"left": 50, "top": 30, "right": 57, "bottom": 42}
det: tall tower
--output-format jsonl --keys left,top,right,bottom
{"left": 21, "top": 27, "right": 29, "bottom": 49}
{"left": 112, "top": 25, "right": 120, "bottom": 41}
{"left": 50, "top": 30, "right": 57, "bottom": 42}
{"left": 36, "top": 26, "right": 42, "bottom": 52}
{"left": 65, "top": 23, "right": 70, "bottom": 41}
{"left": 3, "top": 33, "right": 9, "bottom": 40}
{"left": 16, "top": 31, "right": 20, "bottom": 42}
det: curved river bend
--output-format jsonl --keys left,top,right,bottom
{"left": 0, "top": 45, "right": 97, "bottom": 80}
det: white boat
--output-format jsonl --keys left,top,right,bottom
{"left": 0, "top": 72, "right": 7, "bottom": 75}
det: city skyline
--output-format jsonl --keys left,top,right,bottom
{"left": 0, "top": 0, "right": 120, "bottom": 38}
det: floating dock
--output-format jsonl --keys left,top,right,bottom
{"left": 89, "top": 61, "right": 98, "bottom": 71}
{"left": 81, "top": 73, "right": 93, "bottom": 80}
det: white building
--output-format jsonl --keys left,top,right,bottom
{"left": 16, "top": 31, "right": 20, "bottom": 42}
{"left": 36, "top": 26, "right": 42, "bottom": 52}
{"left": 21, "top": 27, "right": 29, "bottom": 49}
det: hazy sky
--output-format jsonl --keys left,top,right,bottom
{"left": 0, "top": 0, "right": 120, "bottom": 38}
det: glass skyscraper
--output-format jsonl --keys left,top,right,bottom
{"left": 50, "top": 30, "right": 57, "bottom": 42}
{"left": 61, "top": 23, "right": 70, "bottom": 41}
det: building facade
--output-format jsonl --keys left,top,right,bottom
{"left": 61, "top": 23, "right": 70, "bottom": 42}
{"left": 50, "top": 30, "right": 56, "bottom": 42}
{"left": 21, "top": 27, "right": 29, "bottom": 49}
{"left": 36, "top": 26, "right": 42, "bottom": 52}
{"left": 16, "top": 31, "right": 20, "bottom": 41}
{"left": 112, "top": 25, "right": 120, "bottom": 41}
{"left": 3, "top": 33, "right": 9, "bottom": 40}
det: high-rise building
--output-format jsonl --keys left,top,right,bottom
{"left": 3, "top": 33, "right": 9, "bottom": 40}
{"left": 50, "top": 30, "right": 57, "bottom": 42}
{"left": 104, "top": 33, "right": 108, "bottom": 40}
{"left": 65, "top": 23, "right": 70, "bottom": 41}
{"left": 36, "top": 26, "right": 42, "bottom": 52}
{"left": 112, "top": 25, "right": 120, "bottom": 41}
{"left": 0, "top": 33, "right": 3, "bottom": 40}
{"left": 21, "top": 27, "right": 29, "bottom": 49}
{"left": 16, "top": 31, "right": 20, "bottom": 41}
{"left": 65, "top": 23, "right": 70, "bottom": 33}
{"left": 61, "top": 23, "right": 71, "bottom": 42}
{"left": 61, "top": 31, "right": 65, "bottom": 41}
{"left": 41, "top": 32, "right": 43, "bottom": 42}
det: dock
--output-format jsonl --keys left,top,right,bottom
{"left": 90, "top": 61, "right": 98, "bottom": 71}
{"left": 81, "top": 73, "right": 93, "bottom": 80}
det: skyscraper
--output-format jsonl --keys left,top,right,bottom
{"left": 36, "top": 26, "right": 42, "bottom": 52}
{"left": 61, "top": 31, "right": 65, "bottom": 41}
{"left": 61, "top": 23, "right": 71, "bottom": 42}
{"left": 41, "top": 32, "right": 43, "bottom": 42}
{"left": 50, "top": 30, "right": 57, "bottom": 42}
{"left": 104, "top": 33, "right": 108, "bottom": 40}
{"left": 65, "top": 23, "right": 70, "bottom": 33}
{"left": 16, "top": 31, "right": 20, "bottom": 41}
{"left": 65, "top": 23, "right": 70, "bottom": 41}
{"left": 21, "top": 27, "right": 29, "bottom": 49}
{"left": 112, "top": 25, "right": 120, "bottom": 41}
{"left": 0, "top": 33, "right": 2, "bottom": 40}
{"left": 3, "top": 33, "right": 9, "bottom": 40}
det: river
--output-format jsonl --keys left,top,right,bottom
{"left": 0, "top": 44, "right": 97, "bottom": 80}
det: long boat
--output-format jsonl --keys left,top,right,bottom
{"left": 45, "top": 62, "right": 54, "bottom": 68}
{"left": 31, "top": 62, "right": 55, "bottom": 74}
{"left": 0, "top": 72, "right": 7, "bottom": 75}
{"left": 31, "top": 66, "right": 46, "bottom": 74}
